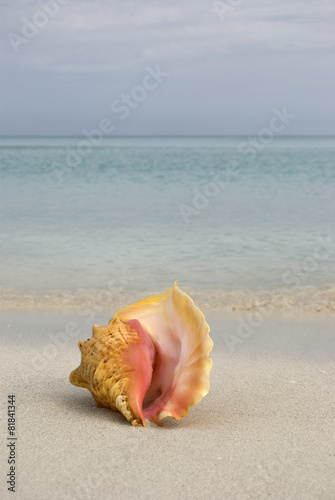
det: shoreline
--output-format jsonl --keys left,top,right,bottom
{"left": 1, "top": 285, "right": 335, "bottom": 314}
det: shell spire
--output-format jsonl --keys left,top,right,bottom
{"left": 70, "top": 282, "right": 213, "bottom": 427}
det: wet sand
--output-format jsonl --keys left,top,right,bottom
{"left": 1, "top": 312, "right": 334, "bottom": 499}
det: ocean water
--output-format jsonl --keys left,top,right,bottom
{"left": 0, "top": 136, "right": 335, "bottom": 312}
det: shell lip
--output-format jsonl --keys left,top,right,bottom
{"left": 121, "top": 282, "right": 213, "bottom": 426}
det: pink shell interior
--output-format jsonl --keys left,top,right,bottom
{"left": 116, "top": 284, "right": 212, "bottom": 425}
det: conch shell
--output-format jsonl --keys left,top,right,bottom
{"left": 69, "top": 282, "right": 213, "bottom": 427}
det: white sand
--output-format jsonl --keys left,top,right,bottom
{"left": 1, "top": 312, "right": 335, "bottom": 499}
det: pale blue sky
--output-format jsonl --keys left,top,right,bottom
{"left": 0, "top": 0, "right": 334, "bottom": 135}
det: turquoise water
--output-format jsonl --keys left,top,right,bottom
{"left": 0, "top": 136, "right": 334, "bottom": 311}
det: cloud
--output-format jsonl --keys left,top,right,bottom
{"left": 0, "top": 0, "right": 334, "bottom": 135}
{"left": 1, "top": 0, "right": 334, "bottom": 69}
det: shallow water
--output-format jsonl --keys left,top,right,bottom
{"left": 0, "top": 136, "right": 334, "bottom": 311}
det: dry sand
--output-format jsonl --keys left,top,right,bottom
{"left": 1, "top": 311, "right": 335, "bottom": 499}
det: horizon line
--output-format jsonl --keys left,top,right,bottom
{"left": 1, "top": 134, "right": 335, "bottom": 139}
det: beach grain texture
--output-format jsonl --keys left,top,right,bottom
{"left": 1, "top": 312, "right": 335, "bottom": 499}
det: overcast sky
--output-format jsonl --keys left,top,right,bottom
{"left": 0, "top": 0, "right": 334, "bottom": 136}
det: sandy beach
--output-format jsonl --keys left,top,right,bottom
{"left": 2, "top": 0, "right": 334, "bottom": 498}
{"left": 1, "top": 311, "right": 334, "bottom": 499}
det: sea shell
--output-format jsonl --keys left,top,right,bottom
{"left": 69, "top": 282, "right": 213, "bottom": 427}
